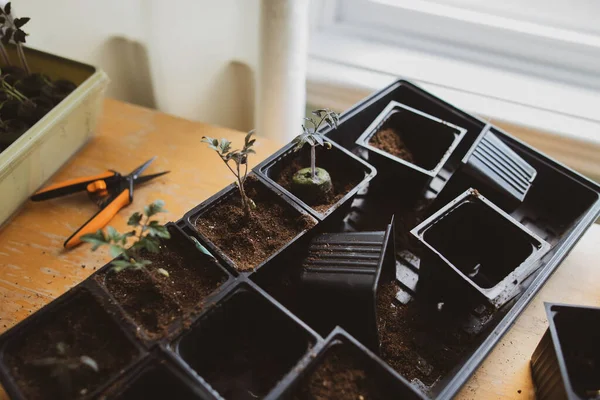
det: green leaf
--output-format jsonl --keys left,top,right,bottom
{"left": 14, "top": 17, "right": 30, "bottom": 29}
{"left": 144, "top": 200, "right": 166, "bottom": 217}
{"left": 121, "top": 230, "right": 135, "bottom": 245}
{"left": 80, "top": 230, "right": 108, "bottom": 251}
{"left": 80, "top": 356, "right": 99, "bottom": 372}
{"left": 4, "top": 3, "right": 11, "bottom": 15}
{"left": 127, "top": 212, "right": 143, "bottom": 227}
{"left": 110, "top": 259, "right": 135, "bottom": 272}
{"left": 146, "top": 221, "right": 171, "bottom": 239}
{"left": 190, "top": 237, "right": 214, "bottom": 258}
{"left": 313, "top": 134, "right": 324, "bottom": 146}
{"left": 138, "top": 236, "right": 160, "bottom": 253}
{"left": 219, "top": 138, "right": 231, "bottom": 154}
{"left": 107, "top": 226, "right": 120, "bottom": 242}
{"left": 135, "top": 259, "right": 152, "bottom": 268}
{"left": 13, "top": 29, "right": 25, "bottom": 44}
{"left": 109, "top": 244, "right": 125, "bottom": 258}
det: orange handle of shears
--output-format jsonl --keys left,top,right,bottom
{"left": 64, "top": 189, "right": 131, "bottom": 249}
{"left": 32, "top": 171, "right": 116, "bottom": 201}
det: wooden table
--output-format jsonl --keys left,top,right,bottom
{"left": 0, "top": 99, "right": 598, "bottom": 399}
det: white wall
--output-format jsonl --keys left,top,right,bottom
{"left": 16, "top": 0, "right": 259, "bottom": 131}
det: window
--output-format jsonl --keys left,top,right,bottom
{"left": 308, "top": 0, "right": 600, "bottom": 143}
{"left": 307, "top": 0, "right": 600, "bottom": 182}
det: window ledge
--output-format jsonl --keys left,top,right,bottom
{"left": 307, "top": 34, "right": 600, "bottom": 181}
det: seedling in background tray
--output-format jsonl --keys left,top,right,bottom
{"left": 291, "top": 109, "right": 338, "bottom": 205}
{"left": 81, "top": 200, "right": 171, "bottom": 276}
{"left": 0, "top": 68, "right": 33, "bottom": 105}
{"left": 30, "top": 342, "right": 99, "bottom": 398}
{"left": 0, "top": 3, "right": 31, "bottom": 74}
{"left": 202, "top": 130, "right": 257, "bottom": 218}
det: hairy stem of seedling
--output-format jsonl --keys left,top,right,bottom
{"left": 1, "top": 78, "right": 32, "bottom": 105}
{"left": 15, "top": 44, "right": 29, "bottom": 74}
{"left": 311, "top": 145, "right": 316, "bottom": 181}
{"left": 0, "top": 43, "right": 10, "bottom": 66}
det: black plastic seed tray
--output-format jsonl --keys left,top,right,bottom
{"left": 0, "top": 79, "right": 599, "bottom": 400}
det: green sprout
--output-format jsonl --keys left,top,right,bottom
{"left": 0, "top": 67, "right": 34, "bottom": 105}
{"left": 202, "top": 130, "right": 257, "bottom": 219}
{"left": 292, "top": 109, "right": 338, "bottom": 181}
{"left": 30, "top": 342, "right": 98, "bottom": 398}
{"left": 81, "top": 200, "right": 171, "bottom": 276}
{"left": 0, "top": 2, "right": 31, "bottom": 74}
{"left": 289, "top": 109, "right": 340, "bottom": 205}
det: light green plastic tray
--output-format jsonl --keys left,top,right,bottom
{"left": 0, "top": 46, "right": 109, "bottom": 228}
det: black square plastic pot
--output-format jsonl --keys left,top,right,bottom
{"left": 174, "top": 283, "right": 319, "bottom": 400}
{"left": 299, "top": 217, "right": 396, "bottom": 351}
{"left": 104, "top": 350, "right": 213, "bottom": 400}
{"left": 437, "top": 126, "right": 537, "bottom": 212}
{"left": 0, "top": 287, "right": 145, "bottom": 400}
{"left": 531, "top": 303, "right": 600, "bottom": 400}
{"left": 255, "top": 139, "right": 377, "bottom": 221}
{"left": 92, "top": 223, "right": 233, "bottom": 345}
{"left": 411, "top": 188, "right": 550, "bottom": 309}
{"left": 355, "top": 100, "right": 466, "bottom": 196}
{"left": 273, "top": 327, "right": 424, "bottom": 400}
{"left": 183, "top": 174, "right": 317, "bottom": 273}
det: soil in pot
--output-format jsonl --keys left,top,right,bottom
{"left": 376, "top": 281, "right": 476, "bottom": 386}
{"left": 195, "top": 176, "right": 315, "bottom": 271}
{"left": 273, "top": 146, "right": 363, "bottom": 213}
{"left": 0, "top": 67, "right": 76, "bottom": 153}
{"left": 291, "top": 344, "right": 387, "bottom": 400}
{"left": 99, "top": 237, "right": 228, "bottom": 339}
{"left": 370, "top": 127, "right": 415, "bottom": 163}
{"left": 3, "top": 290, "right": 138, "bottom": 399}
{"left": 178, "top": 289, "right": 315, "bottom": 399}
{"left": 367, "top": 110, "right": 457, "bottom": 171}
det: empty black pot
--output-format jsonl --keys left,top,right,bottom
{"left": 174, "top": 283, "right": 319, "bottom": 400}
{"left": 436, "top": 126, "right": 537, "bottom": 212}
{"left": 531, "top": 303, "right": 600, "bottom": 400}
{"left": 300, "top": 218, "right": 396, "bottom": 351}
{"left": 411, "top": 188, "right": 550, "bottom": 309}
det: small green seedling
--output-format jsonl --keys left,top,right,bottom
{"left": 290, "top": 109, "right": 340, "bottom": 204}
{"left": 202, "top": 130, "right": 256, "bottom": 218}
{"left": 81, "top": 200, "right": 171, "bottom": 276}
{"left": 31, "top": 342, "right": 98, "bottom": 397}
{"left": 0, "top": 67, "right": 33, "bottom": 105}
{"left": 0, "top": 3, "right": 31, "bottom": 74}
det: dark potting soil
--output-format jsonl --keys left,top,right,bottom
{"left": 377, "top": 281, "right": 474, "bottom": 387}
{"left": 0, "top": 67, "right": 76, "bottom": 152}
{"left": 101, "top": 242, "right": 227, "bottom": 338}
{"left": 4, "top": 291, "right": 137, "bottom": 399}
{"left": 195, "top": 177, "right": 316, "bottom": 271}
{"left": 292, "top": 345, "right": 386, "bottom": 400}
{"left": 370, "top": 128, "right": 415, "bottom": 163}
{"left": 275, "top": 152, "right": 361, "bottom": 213}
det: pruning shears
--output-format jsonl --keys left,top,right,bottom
{"left": 31, "top": 157, "right": 169, "bottom": 249}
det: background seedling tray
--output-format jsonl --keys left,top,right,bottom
{"left": 318, "top": 79, "right": 600, "bottom": 397}
{"left": 0, "top": 79, "right": 598, "bottom": 400}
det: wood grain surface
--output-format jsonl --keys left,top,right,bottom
{"left": 0, "top": 99, "right": 598, "bottom": 399}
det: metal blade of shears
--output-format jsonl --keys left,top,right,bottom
{"left": 133, "top": 171, "right": 170, "bottom": 186}
{"left": 128, "top": 156, "right": 157, "bottom": 180}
